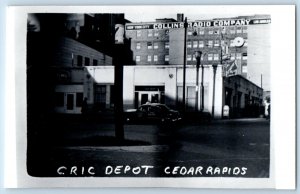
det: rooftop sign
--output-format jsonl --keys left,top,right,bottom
{"left": 126, "top": 18, "right": 271, "bottom": 30}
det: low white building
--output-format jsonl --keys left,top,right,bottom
{"left": 54, "top": 63, "right": 263, "bottom": 118}
{"left": 83, "top": 65, "right": 224, "bottom": 118}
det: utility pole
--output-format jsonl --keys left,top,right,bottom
{"left": 182, "top": 17, "right": 188, "bottom": 113}
{"left": 113, "top": 18, "right": 125, "bottom": 142}
{"left": 212, "top": 64, "right": 218, "bottom": 118}
{"left": 195, "top": 51, "right": 202, "bottom": 112}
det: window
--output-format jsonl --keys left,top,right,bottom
{"left": 154, "top": 42, "right": 158, "bottom": 49}
{"left": 199, "top": 29, "right": 205, "bottom": 35}
{"left": 154, "top": 30, "right": 159, "bottom": 36}
{"left": 187, "top": 31, "right": 193, "bottom": 36}
{"left": 84, "top": 57, "right": 90, "bottom": 66}
{"left": 147, "top": 55, "right": 152, "bottom": 62}
{"left": 214, "top": 40, "right": 220, "bottom": 47}
{"left": 208, "top": 54, "right": 213, "bottom": 61}
{"left": 230, "top": 27, "right": 236, "bottom": 34}
{"left": 213, "top": 53, "right": 219, "bottom": 61}
{"left": 165, "top": 55, "right": 169, "bottom": 62}
{"left": 192, "top": 54, "right": 197, "bottom": 61}
{"left": 135, "top": 55, "right": 141, "bottom": 62}
{"left": 242, "top": 26, "right": 248, "bottom": 33}
{"left": 77, "top": 55, "right": 83, "bottom": 66}
{"left": 199, "top": 41, "right": 204, "bottom": 48}
{"left": 208, "top": 40, "right": 213, "bottom": 48}
{"left": 137, "top": 30, "right": 141, "bottom": 37}
{"left": 187, "top": 41, "right": 192, "bottom": 48}
{"left": 148, "top": 30, "right": 153, "bottom": 37}
{"left": 242, "top": 65, "right": 247, "bottom": 73}
{"left": 136, "top": 42, "right": 141, "bottom": 49}
{"left": 242, "top": 53, "right": 248, "bottom": 60}
{"left": 193, "top": 41, "right": 198, "bottom": 48}
{"left": 187, "top": 55, "right": 192, "bottom": 61}
{"left": 93, "top": 59, "right": 98, "bottom": 66}
{"left": 76, "top": 93, "right": 83, "bottom": 107}
{"left": 230, "top": 53, "right": 236, "bottom": 60}
{"left": 208, "top": 29, "right": 214, "bottom": 34}
{"left": 147, "top": 42, "right": 153, "bottom": 49}
{"left": 236, "top": 53, "right": 242, "bottom": 60}
{"left": 165, "top": 42, "right": 169, "bottom": 49}
{"left": 154, "top": 55, "right": 158, "bottom": 62}
{"left": 94, "top": 85, "right": 106, "bottom": 109}
{"left": 214, "top": 29, "right": 220, "bottom": 34}
{"left": 236, "top": 27, "right": 242, "bottom": 33}
{"left": 55, "top": 92, "right": 64, "bottom": 107}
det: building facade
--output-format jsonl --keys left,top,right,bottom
{"left": 125, "top": 15, "right": 271, "bottom": 79}
{"left": 52, "top": 37, "right": 112, "bottom": 114}
{"left": 83, "top": 64, "right": 263, "bottom": 118}
{"left": 28, "top": 13, "right": 267, "bottom": 118}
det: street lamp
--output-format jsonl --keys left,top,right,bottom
{"left": 194, "top": 51, "right": 202, "bottom": 112}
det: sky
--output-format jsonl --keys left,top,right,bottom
{"left": 125, "top": 13, "right": 240, "bottom": 23}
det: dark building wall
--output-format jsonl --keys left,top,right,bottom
{"left": 52, "top": 37, "right": 112, "bottom": 68}
{"left": 224, "top": 75, "right": 263, "bottom": 117}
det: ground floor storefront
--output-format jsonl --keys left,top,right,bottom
{"left": 52, "top": 65, "right": 263, "bottom": 118}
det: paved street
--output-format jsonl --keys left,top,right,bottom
{"left": 27, "top": 116, "right": 270, "bottom": 178}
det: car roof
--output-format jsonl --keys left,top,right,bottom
{"left": 141, "top": 103, "right": 164, "bottom": 107}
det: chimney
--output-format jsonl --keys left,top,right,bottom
{"left": 177, "top": 14, "right": 184, "bottom": 22}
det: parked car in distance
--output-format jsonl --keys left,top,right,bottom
{"left": 124, "top": 103, "right": 182, "bottom": 124}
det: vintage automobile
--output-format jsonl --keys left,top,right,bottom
{"left": 124, "top": 103, "right": 182, "bottom": 124}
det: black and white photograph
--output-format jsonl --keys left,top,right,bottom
{"left": 4, "top": 5, "right": 295, "bottom": 188}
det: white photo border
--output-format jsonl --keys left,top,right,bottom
{"left": 4, "top": 5, "right": 295, "bottom": 189}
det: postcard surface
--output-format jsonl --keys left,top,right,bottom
{"left": 4, "top": 5, "right": 295, "bottom": 188}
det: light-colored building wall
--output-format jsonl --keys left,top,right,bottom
{"left": 247, "top": 23, "right": 271, "bottom": 91}
{"left": 83, "top": 65, "right": 224, "bottom": 118}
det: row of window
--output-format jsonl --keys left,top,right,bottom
{"left": 187, "top": 53, "right": 248, "bottom": 61}
{"left": 187, "top": 26, "right": 248, "bottom": 36}
{"left": 76, "top": 55, "right": 99, "bottom": 67}
{"left": 136, "top": 29, "right": 169, "bottom": 37}
{"left": 136, "top": 42, "right": 169, "bottom": 50}
{"left": 135, "top": 53, "right": 247, "bottom": 62}
{"left": 135, "top": 39, "right": 247, "bottom": 50}
{"left": 55, "top": 92, "right": 83, "bottom": 107}
{"left": 135, "top": 55, "right": 169, "bottom": 62}
{"left": 135, "top": 26, "right": 247, "bottom": 38}
{"left": 187, "top": 39, "right": 248, "bottom": 48}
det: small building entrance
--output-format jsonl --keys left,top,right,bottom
{"left": 134, "top": 86, "right": 165, "bottom": 107}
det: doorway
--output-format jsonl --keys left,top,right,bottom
{"left": 65, "top": 93, "right": 75, "bottom": 113}
{"left": 138, "top": 91, "right": 160, "bottom": 106}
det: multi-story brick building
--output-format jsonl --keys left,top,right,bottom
{"left": 125, "top": 15, "right": 271, "bottom": 79}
